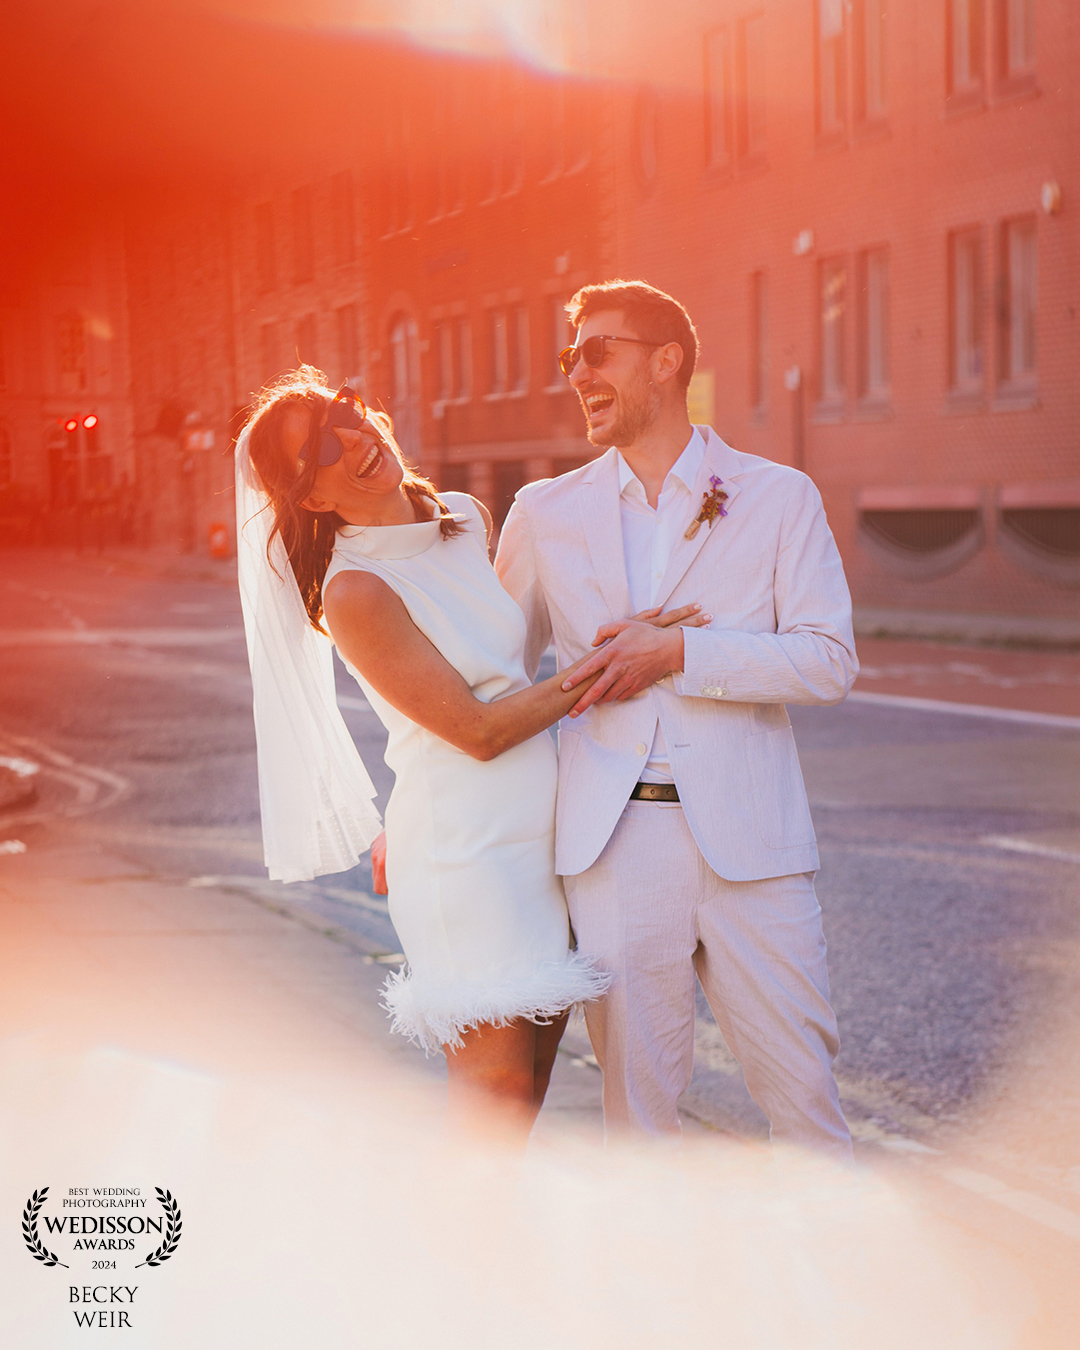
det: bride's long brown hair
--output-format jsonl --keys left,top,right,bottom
{"left": 243, "top": 366, "right": 463, "bottom": 633}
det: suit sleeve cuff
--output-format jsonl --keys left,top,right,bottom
{"left": 672, "top": 626, "right": 729, "bottom": 699}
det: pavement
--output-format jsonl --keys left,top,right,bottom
{"left": 4, "top": 544, "right": 1080, "bottom": 1345}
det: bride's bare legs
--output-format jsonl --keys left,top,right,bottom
{"left": 443, "top": 1012, "right": 570, "bottom": 1145}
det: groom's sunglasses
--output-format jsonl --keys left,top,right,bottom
{"left": 557, "top": 334, "right": 662, "bottom": 379}
{"left": 298, "top": 386, "right": 372, "bottom": 467}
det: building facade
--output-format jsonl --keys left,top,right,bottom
{"left": 0, "top": 206, "right": 136, "bottom": 548}
{"left": 606, "top": 0, "right": 1079, "bottom": 620}
{"left": 4, "top": 3, "right": 1076, "bottom": 625}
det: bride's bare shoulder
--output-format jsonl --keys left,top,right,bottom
{"left": 323, "top": 567, "right": 400, "bottom": 615}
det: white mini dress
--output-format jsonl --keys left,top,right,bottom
{"left": 323, "top": 492, "right": 608, "bottom": 1053}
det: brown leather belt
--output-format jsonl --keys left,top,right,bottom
{"left": 629, "top": 782, "right": 680, "bottom": 803}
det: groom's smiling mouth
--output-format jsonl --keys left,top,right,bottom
{"left": 582, "top": 390, "right": 615, "bottom": 424}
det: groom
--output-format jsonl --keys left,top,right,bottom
{"left": 495, "top": 280, "right": 856, "bottom": 1156}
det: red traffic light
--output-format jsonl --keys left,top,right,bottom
{"left": 82, "top": 414, "right": 98, "bottom": 430}
{"left": 64, "top": 418, "right": 78, "bottom": 433}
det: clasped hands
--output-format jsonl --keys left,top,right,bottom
{"left": 562, "top": 602, "right": 712, "bottom": 718}
{"left": 369, "top": 601, "right": 711, "bottom": 893}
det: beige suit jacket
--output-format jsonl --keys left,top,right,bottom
{"left": 495, "top": 428, "right": 858, "bottom": 880}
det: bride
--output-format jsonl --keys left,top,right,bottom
{"left": 236, "top": 369, "right": 704, "bottom": 1138}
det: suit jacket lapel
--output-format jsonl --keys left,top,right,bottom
{"left": 579, "top": 449, "right": 632, "bottom": 622}
{"left": 652, "top": 428, "right": 743, "bottom": 610}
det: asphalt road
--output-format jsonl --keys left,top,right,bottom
{"left": 3, "top": 547, "right": 1079, "bottom": 1173}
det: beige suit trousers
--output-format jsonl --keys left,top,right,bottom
{"left": 564, "top": 801, "right": 852, "bottom": 1159}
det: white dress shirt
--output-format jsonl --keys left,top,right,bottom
{"left": 617, "top": 428, "right": 705, "bottom": 783}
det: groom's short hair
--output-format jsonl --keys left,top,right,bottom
{"left": 566, "top": 280, "right": 699, "bottom": 392}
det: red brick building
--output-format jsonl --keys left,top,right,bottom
{"left": 604, "top": 0, "right": 1078, "bottom": 626}
{"left": 5, "top": 3, "right": 1076, "bottom": 631}
{"left": 356, "top": 44, "right": 610, "bottom": 532}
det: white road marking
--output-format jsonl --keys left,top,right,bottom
{"left": 0, "top": 731, "right": 130, "bottom": 818}
{"left": 187, "top": 874, "right": 389, "bottom": 916}
{"left": 847, "top": 690, "right": 1080, "bottom": 730}
{"left": 982, "top": 835, "right": 1080, "bottom": 864}
{"left": 944, "top": 1168, "right": 1080, "bottom": 1242}
{"left": 0, "top": 756, "right": 40, "bottom": 778}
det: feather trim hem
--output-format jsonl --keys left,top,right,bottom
{"left": 380, "top": 953, "right": 611, "bottom": 1055}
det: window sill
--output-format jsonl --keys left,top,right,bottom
{"left": 944, "top": 89, "right": 986, "bottom": 119}
{"left": 942, "top": 390, "right": 987, "bottom": 415}
{"left": 992, "top": 75, "right": 1039, "bottom": 107}
{"left": 852, "top": 117, "right": 890, "bottom": 144}
{"left": 701, "top": 160, "right": 734, "bottom": 185}
{"left": 814, "top": 128, "right": 848, "bottom": 153}
{"left": 810, "top": 400, "right": 847, "bottom": 424}
{"left": 431, "top": 397, "right": 472, "bottom": 416}
{"left": 482, "top": 390, "right": 529, "bottom": 403}
{"left": 542, "top": 383, "right": 575, "bottom": 396}
{"left": 852, "top": 397, "right": 893, "bottom": 422}
{"left": 992, "top": 384, "right": 1039, "bottom": 413}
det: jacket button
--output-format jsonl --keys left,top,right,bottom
{"left": 636, "top": 743, "right": 647, "bottom": 756}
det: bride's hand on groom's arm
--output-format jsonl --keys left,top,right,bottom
{"left": 562, "top": 605, "right": 712, "bottom": 716}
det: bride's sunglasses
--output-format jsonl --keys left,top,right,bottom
{"left": 298, "top": 385, "right": 374, "bottom": 467}
{"left": 557, "top": 334, "right": 662, "bottom": 379}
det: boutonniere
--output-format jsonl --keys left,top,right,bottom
{"left": 684, "top": 475, "right": 729, "bottom": 540}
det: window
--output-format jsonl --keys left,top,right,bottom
{"left": 454, "top": 317, "right": 472, "bottom": 399}
{"left": 480, "top": 69, "right": 526, "bottom": 202}
{"left": 331, "top": 173, "right": 355, "bottom": 266}
{"left": 549, "top": 295, "right": 575, "bottom": 385}
{"left": 995, "top": 0, "right": 1034, "bottom": 84}
{"left": 56, "top": 313, "right": 87, "bottom": 393}
{"left": 749, "top": 271, "right": 767, "bottom": 412}
{"left": 949, "top": 229, "right": 983, "bottom": 393}
{"left": 336, "top": 304, "right": 358, "bottom": 381}
{"left": 853, "top": 0, "right": 887, "bottom": 123}
{"left": 489, "top": 310, "right": 508, "bottom": 394}
{"left": 434, "top": 317, "right": 472, "bottom": 401}
{"left": 431, "top": 76, "right": 466, "bottom": 218}
{"left": 817, "top": 0, "right": 847, "bottom": 137}
{"left": 292, "top": 188, "right": 314, "bottom": 284}
{"left": 434, "top": 321, "right": 454, "bottom": 401}
{"left": 260, "top": 321, "right": 280, "bottom": 382}
{"left": 999, "top": 216, "right": 1036, "bottom": 387}
{"left": 633, "top": 85, "right": 660, "bottom": 191}
{"left": 388, "top": 313, "right": 419, "bottom": 454}
{"left": 948, "top": 0, "right": 984, "bottom": 99}
{"left": 493, "top": 460, "right": 526, "bottom": 528}
{"left": 438, "top": 464, "right": 470, "bottom": 494}
{"left": 818, "top": 257, "right": 847, "bottom": 404}
{"left": 856, "top": 247, "right": 890, "bottom": 400}
{"left": 736, "top": 13, "right": 767, "bottom": 160}
{"left": 384, "top": 106, "right": 413, "bottom": 235}
{"left": 488, "top": 307, "right": 529, "bottom": 396}
{"left": 704, "top": 27, "right": 731, "bottom": 168}
{"left": 296, "top": 313, "right": 318, "bottom": 368}
{"left": 255, "top": 204, "right": 275, "bottom": 293}
{"left": 511, "top": 306, "right": 530, "bottom": 393}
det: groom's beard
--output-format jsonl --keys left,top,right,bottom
{"left": 588, "top": 379, "right": 661, "bottom": 448}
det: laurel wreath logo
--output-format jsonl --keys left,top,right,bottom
{"left": 136, "top": 1188, "right": 182, "bottom": 1268}
{"left": 22, "top": 1188, "right": 69, "bottom": 1268}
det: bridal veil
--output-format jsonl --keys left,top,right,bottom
{"left": 234, "top": 427, "right": 382, "bottom": 883}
